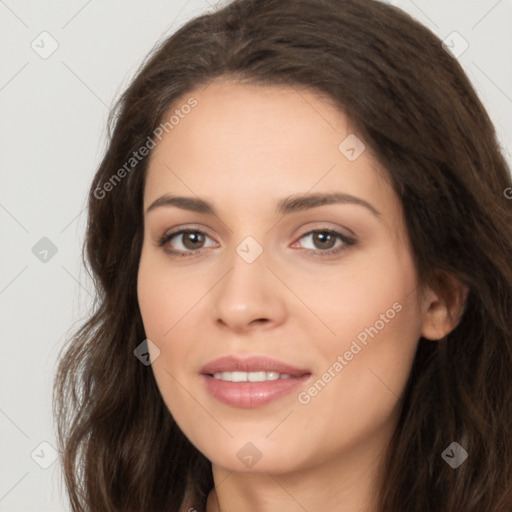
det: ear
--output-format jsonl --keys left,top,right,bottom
{"left": 420, "top": 272, "right": 469, "bottom": 341}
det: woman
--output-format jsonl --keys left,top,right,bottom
{"left": 53, "top": 0, "right": 512, "bottom": 510}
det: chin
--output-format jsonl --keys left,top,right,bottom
{"left": 196, "top": 435, "right": 313, "bottom": 475}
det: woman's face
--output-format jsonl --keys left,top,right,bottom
{"left": 137, "top": 79, "right": 432, "bottom": 475}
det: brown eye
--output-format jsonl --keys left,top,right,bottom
{"left": 181, "top": 231, "right": 206, "bottom": 250}
{"left": 311, "top": 231, "right": 337, "bottom": 250}
{"left": 295, "top": 229, "right": 356, "bottom": 258}
{"left": 157, "top": 229, "right": 217, "bottom": 257}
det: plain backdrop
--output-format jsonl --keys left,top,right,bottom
{"left": 0, "top": 0, "right": 511, "bottom": 510}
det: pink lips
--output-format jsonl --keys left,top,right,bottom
{"left": 200, "top": 355, "right": 310, "bottom": 377}
{"left": 200, "top": 355, "right": 312, "bottom": 408}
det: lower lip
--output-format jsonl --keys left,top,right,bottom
{"left": 201, "top": 374, "right": 311, "bottom": 408}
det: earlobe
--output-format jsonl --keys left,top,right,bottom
{"left": 420, "top": 274, "right": 469, "bottom": 341}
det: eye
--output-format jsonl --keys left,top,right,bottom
{"left": 293, "top": 229, "right": 356, "bottom": 257}
{"left": 157, "top": 227, "right": 356, "bottom": 259}
{"left": 157, "top": 229, "right": 217, "bottom": 257}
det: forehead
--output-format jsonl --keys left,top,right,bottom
{"left": 144, "top": 79, "right": 392, "bottom": 215}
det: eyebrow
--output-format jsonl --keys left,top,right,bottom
{"left": 146, "top": 192, "right": 381, "bottom": 218}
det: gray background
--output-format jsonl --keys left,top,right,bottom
{"left": 1, "top": 0, "right": 511, "bottom": 510}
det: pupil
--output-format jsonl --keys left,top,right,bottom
{"left": 315, "top": 232, "right": 334, "bottom": 249}
{"left": 184, "top": 232, "right": 204, "bottom": 249}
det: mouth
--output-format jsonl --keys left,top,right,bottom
{"left": 208, "top": 370, "right": 302, "bottom": 382}
{"left": 200, "top": 355, "right": 311, "bottom": 377}
{"left": 200, "top": 355, "right": 312, "bottom": 408}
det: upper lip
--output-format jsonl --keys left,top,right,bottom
{"left": 200, "top": 356, "right": 311, "bottom": 377}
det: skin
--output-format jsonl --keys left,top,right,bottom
{"left": 137, "top": 79, "right": 464, "bottom": 512}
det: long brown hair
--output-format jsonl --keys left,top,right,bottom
{"left": 53, "top": 0, "right": 512, "bottom": 510}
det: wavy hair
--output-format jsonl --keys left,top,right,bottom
{"left": 53, "top": 0, "right": 512, "bottom": 510}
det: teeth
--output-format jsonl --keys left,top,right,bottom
{"left": 212, "top": 371, "right": 294, "bottom": 382}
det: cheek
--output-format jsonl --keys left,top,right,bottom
{"left": 137, "top": 252, "right": 195, "bottom": 415}
{"left": 286, "top": 239, "right": 421, "bottom": 352}
{"left": 137, "top": 247, "right": 208, "bottom": 381}
{"left": 137, "top": 246, "right": 202, "bottom": 339}
{"left": 289, "top": 292, "right": 421, "bottom": 465}
{"left": 297, "top": 243, "right": 423, "bottom": 411}
{"left": 137, "top": 263, "right": 169, "bottom": 339}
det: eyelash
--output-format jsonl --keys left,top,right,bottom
{"left": 156, "top": 228, "right": 356, "bottom": 259}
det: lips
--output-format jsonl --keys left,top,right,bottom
{"left": 200, "top": 355, "right": 311, "bottom": 377}
{"left": 200, "top": 355, "right": 312, "bottom": 408}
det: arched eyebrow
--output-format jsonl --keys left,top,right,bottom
{"left": 146, "top": 194, "right": 215, "bottom": 215}
{"left": 145, "top": 192, "right": 381, "bottom": 218}
{"left": 276, "top": 192, "right": 380, "bottom": 217}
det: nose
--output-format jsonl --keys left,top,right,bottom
{"left": 211, "top": 246, "right": 288, "bottom": 333}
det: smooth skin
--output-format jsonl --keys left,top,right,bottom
{"left": 137, "top": 79, "right": 466, "bottom": 512}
